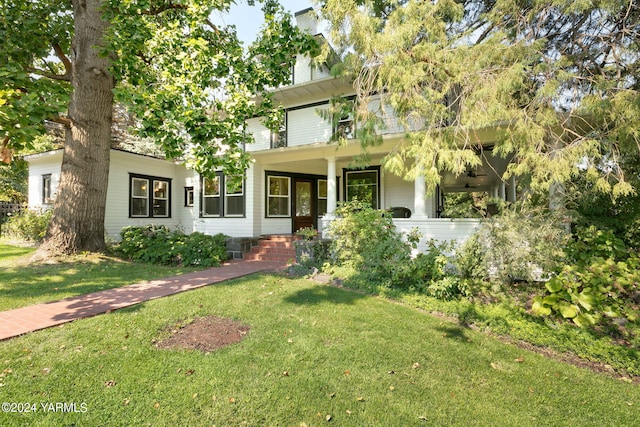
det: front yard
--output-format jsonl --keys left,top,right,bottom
{"left": 0, "top": 247, "right": 638, "bottom": 426}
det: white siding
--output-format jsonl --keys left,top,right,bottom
{"left": 293, "top": 54, "right": 312, "bottom": 84}
{"left": 26, "top": 150, "right": 62, "bottom": 211}
{"left": 246, "top": 118, "right": 270, "bottom": 152}
{"left": 104, "top": 151, "right": 184, "bottom": 241}
{"left": 287, "top": 106, "right": 331, "bottom": 147}
{"left": 393, "top": 218, "right": 481, "bottom": 252}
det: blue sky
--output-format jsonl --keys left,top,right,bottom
{"left": 212, "top": 1, "right": 319, "bottom": 44}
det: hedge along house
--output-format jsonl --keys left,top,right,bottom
{"left": 26, "top": 8, "right": 516, "bottom": 258}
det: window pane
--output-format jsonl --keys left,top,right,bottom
{"left": 318, "top": 180, "right": 327, "bottom": 198}
{"left": 226, "top": 195, "right": 244, "bottom": 216}
{"left": 318, "top": 199, "right": 327, "bottom": 216}
{"left": 269, "top": 176, "right": 289, "bottom": 196}
{"left": 154, "top": 181, "right": 167, "bottom": 199}
{"left": 346, "top": 170, "right": 378, "bottom": 209}
{"left": 204, "top": 177, "right": 220, "bottom": 196}
{"left": 132, "top": 198, "right": 148, "bottom": 217}
{"left": 226, "top": 177, "right": 243, "bottom": 195}
{"left": 132, "top": 178, "right": 148, "bottom": 197}
{"left": 153, "top": 200, "right": 168, "bottom": 217}
{"left": 295, "top": 181, "right": 312, "bottom": 216}
{"left": 204, "top": 197, "right": 220, "bottom": 216}
{"left": 268, "top": 197, "right": 289, "bottom": 216}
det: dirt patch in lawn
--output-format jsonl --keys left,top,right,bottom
{"left": 155, "top": 316, "right": 250, "bottom": 352}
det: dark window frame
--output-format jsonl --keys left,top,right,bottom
{"left": 42, "top": 174, "right": 52, "bottom": 204}
{"left": 343, "top": 166, "right": 381, "bottom": 210}
{"left": 200, "top": 173, "right": 246, "bottom": 218}
{"left": 270, "top": 112, "right": 288, "bottom": 149}
{"left": 128, "top": 173, "right": 172, "bottom": 218}
{"left": 184, "top": 186, "right": 194, "bottom": 207}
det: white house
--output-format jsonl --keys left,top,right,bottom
{"left": 26, "top": 8, "right": 516, "bottom": 255}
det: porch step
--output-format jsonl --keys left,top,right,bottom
{"left": 242, "top": 235, "right": 299, "bottom": 263}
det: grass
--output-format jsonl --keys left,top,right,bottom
{"left": 0, "top": 263, "right": 638, "bottom": 425}
{"left": 0, "top": 243, "right": 202, "bottom": 311}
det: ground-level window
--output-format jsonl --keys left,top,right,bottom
{"left": 201, "top": 173, "right": 245, "bottom": 217}
{"left": 318, "top": 179, "right": 327, "bottom": 216}
{"left": 42, "top": 174, "right": 52, "bottom": 204}
{"left": 184, "top": 187, "right": 194, "bottom": 207}
{"left": 129, "top": 174, "right": 171, "bottom": 218}
{"left": 345, "top": 168, "right": 379, "bottom": 209}
{"left": 267, "top": 175, "right": 290, "bottom": 217}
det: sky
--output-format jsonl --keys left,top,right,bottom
{"left": 211, "top": 1, "right": 320, "bottom": 45}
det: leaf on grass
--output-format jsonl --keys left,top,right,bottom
{"left": 329, "top": 392, "right": 336, "bottom": 399}
{"left": 123, "top": 399, "right": 130, "bottom": 406}
{"left": 514, "top": 357, "right": 524, "bottom": 363}
{"left": 326, "top": 414, "right": 332, "bottom": 421}
{"left": 105, "top": 380, "right": 116, "bottom": 387}
{"left": 185, "top": 369, "right": 195, "bottom": 376}
{"left": 282, "top": 371, "right": 289, "bottom": 377}
{"left": 412, "top": 362, "right": 421, "bottom": 369}
{"left": 288, "top": 338, "right": 294, "bottom": 343}
{"left": 344, "top": 369, "right": 351, "bottom": 376}
{"left": 389, "top": 386, "right": 395, "bottom": 391}
{"left": 356, "top": 396, "right": 365, "bottom": 402}
{"left": 229, "top": 397, "right": 236, "bottom": 403}
{"left": 153, "top": 402, "right": 160, "bottom": 409}
{"left": 346, "top": 410, "right": 352, "bottom": 415}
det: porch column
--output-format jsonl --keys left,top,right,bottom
{"left": 413, "top": 164, "right": 427, "bottom": 219}
{"left": 499, "top": 181, "right": 506, "bottom": 200}
{"left": 326, "top": 156, "right": 337, "bottom": 216}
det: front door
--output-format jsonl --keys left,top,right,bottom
{"left": 293, "top": 178, "right": 314, "bottom": 232}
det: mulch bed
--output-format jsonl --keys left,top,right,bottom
{"left": 155, "top": 315, "right": 250, "bottom": 352}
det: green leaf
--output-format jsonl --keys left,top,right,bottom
{"left": 545, "top": 279, "right": 563, "bottom": 293}
{"left": 573, "top": 313, "right": 596, "bottom": 328}
{"left": 558, "top": 303, "right": 578, "bottom": 319}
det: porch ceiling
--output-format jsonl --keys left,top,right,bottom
{"left": 440, "top": 149, "right": 513, "bottom": 192}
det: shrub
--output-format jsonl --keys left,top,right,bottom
{"left": 1, "top": 208, "right": 52, "bottom": 242}
{"left": 327, "top": 200, "right": 418, "bottom": 282}
{"left": 118, "top": 225, "right": 228, "bottom": 267}
{"left": 532, "top": 227, "right": 640, "bottom": 328}
{"left": 455, "top": 207, "right": 569, "bottom": 285}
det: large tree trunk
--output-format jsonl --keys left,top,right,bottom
{"left": 38, "top": 0, "right": 113, "bottom": 255}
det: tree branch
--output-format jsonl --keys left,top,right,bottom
{"left": 52, "top": 42, "right": 72, "bottom": 79}
{"left": 49, "top": 115, "right": 72, "bottom": 128}
{"left": 24, "top": 66, "right": 71, "bottom": 82}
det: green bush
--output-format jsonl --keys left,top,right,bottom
{"left": 118, "top": 225, "right": 228, "bottom": 267}
{"left": 455, "top": 207, "right": 569, "bottom": 285}
{"left": 327, "top": 201, "right": 418, "bottom": 282}
{"left": 532, "top": 227, "right": 640, "bottom": 328}
{"left": 1, "top": 208, "right": 52, "bottom": 242}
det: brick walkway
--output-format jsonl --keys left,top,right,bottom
{"left": 0, "top": 259, "right": 286, "bottom": 341}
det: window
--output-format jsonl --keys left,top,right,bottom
{"left": 318, "top": 179, "right": 327, "bottom": 216}
{"left": 333, "top": 100, "right": 355, "bottom": 139}
{"left": 201, "top": 173, "right": 245, "bottom": 217}
{"left": 42, "top": 174, "right": 52, "bottom": 204}
{"left": 130, "top": 174, "right": 171, "bottom": 218}
{"left": 267, "top": 176, "right": 290, "bottom": 217}
{"left": 225, "top": 177, "right": 244, "bottom": 216}
{"left": 345, "top": 169, "right": 379, "bottom": 209}
{"left": 184, "top": 187, "right": 194, "bottom": 207}
{"left": 270, "top": 113, "right": 287, "bottom": 149}
{"left": 202, "top": 175, "right": 221, "bottom": 217}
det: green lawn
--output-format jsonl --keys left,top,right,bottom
{"left": 0, "top": 269, "right": 637, "bottom": 426}
{"left": 0, "top": 243, "right": 201, "bottom": 311}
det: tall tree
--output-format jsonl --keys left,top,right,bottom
{"left": 320, "top": 0, "right": 640, "bottom": 198}
{"left": 0, "top": 0, "right": 315, "bottom": 255}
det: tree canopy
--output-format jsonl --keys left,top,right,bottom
{"left": 1, "top": 0, "right": 315, "bottom": 254}
{"left": 320, "top": 0, "right": 640, "bottom": 198}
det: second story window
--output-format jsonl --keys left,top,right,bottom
{"left": 270, "top": 112, "right": 287, "bottom": 149}
{"left": 332, "top": 100, "right": 355, "bottom": 140}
